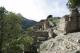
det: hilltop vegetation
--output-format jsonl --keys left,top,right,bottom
{"left": 0, "top": 7, "right": 34, "bottom": 53}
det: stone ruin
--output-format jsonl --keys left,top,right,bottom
{"left": 31, "top": 19, "right": 49, "bottom": 31}
{"left": 31, "top": 15, "right": 53, "bottom": 31}
{"left": 58, "top": 8, "right": 80, "bottom": 34}
{"left": 30, "top": 15, "right": 57, "bottom": 40}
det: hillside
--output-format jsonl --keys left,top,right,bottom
{"left": 21, "top": 18, "right": 37, "bottom": 30}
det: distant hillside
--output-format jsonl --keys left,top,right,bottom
{"left": 21, "top": 18, "right": 37, "bottom": 30}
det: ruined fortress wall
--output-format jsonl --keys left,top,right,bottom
{"left": 79, "top": 16, "right": 80, "bottom": 29}
{"left": 69, "top": 18, "right": 77, "bottom": 32}
{"left": 57, "top": 18, "right": 65, "bottom": 33}
{"left": 65, "top": 15, "right": 78, "bottom": 33}
{"left": 58, "top": 14, "right": 80, "bottom": 33}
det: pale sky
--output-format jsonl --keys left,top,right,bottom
{"left": 0, "top": 0, "right": 70, "bottom": 21}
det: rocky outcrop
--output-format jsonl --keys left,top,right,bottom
{"left": 40, "top": 32, "right": 80, "bottom": 53}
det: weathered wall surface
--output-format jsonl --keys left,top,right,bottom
{"left": 65, "top": 9, "right": 80, "bottom": 33}
{"left": 57, "top": 17, "right": 65, "bottom": 33}
{"left": 58, "top": 11, "right": 80, "bottom": 33}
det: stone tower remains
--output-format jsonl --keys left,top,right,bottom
{"left": 58, "top": 8, "right": 80, "bottom": 33}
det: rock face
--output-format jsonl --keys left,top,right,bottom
{"left": 40, "top": 32, "right": 80, "bottom": 53}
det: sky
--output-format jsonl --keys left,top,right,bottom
{"left": 0, "top": 0, "right": 70, "bottom": 21}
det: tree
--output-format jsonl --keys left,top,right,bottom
{"left": 0, "top": 11, "right": 22, "bottom": 53}
{"left": 0, "top": 7, "right": 7, "bottom": 53}
{"left": 3, "top": 12, "right": 21, "bottom": 51}
{"left": 0, "top": 7, "right": 33, "bottom": 53}
{"left": 67, "top": 0, "right": 80, "bottom": 9}
{"left": 67, "top": 0, "right": 80, "bottom": 14}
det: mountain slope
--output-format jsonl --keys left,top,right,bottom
{"left": 21, "top": 18, "right": 37, "bottom": 30}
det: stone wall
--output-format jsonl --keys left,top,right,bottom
{"left": 31, "top": 20, "right": 50, "bottom": 31}
{"left": 57, "top": 17, "right": 65, "bottom": 33}
{"left": 58, "top": 9, "right": 80, "bottom": 33}
{"left": 65, "top": 8, "right": 80, "bottom": 33}
{"left": 30, "top": 31, "right": 49, "bottom": 41}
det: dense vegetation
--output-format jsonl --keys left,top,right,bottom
{"left": 21, "top": 18, "right": 37, "bottom": 30}
{"left": 0, "top": 7, "right": 33, "bottom": 53}
{"left": 67, "top": 0, "right": 80, "bottom": 9}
